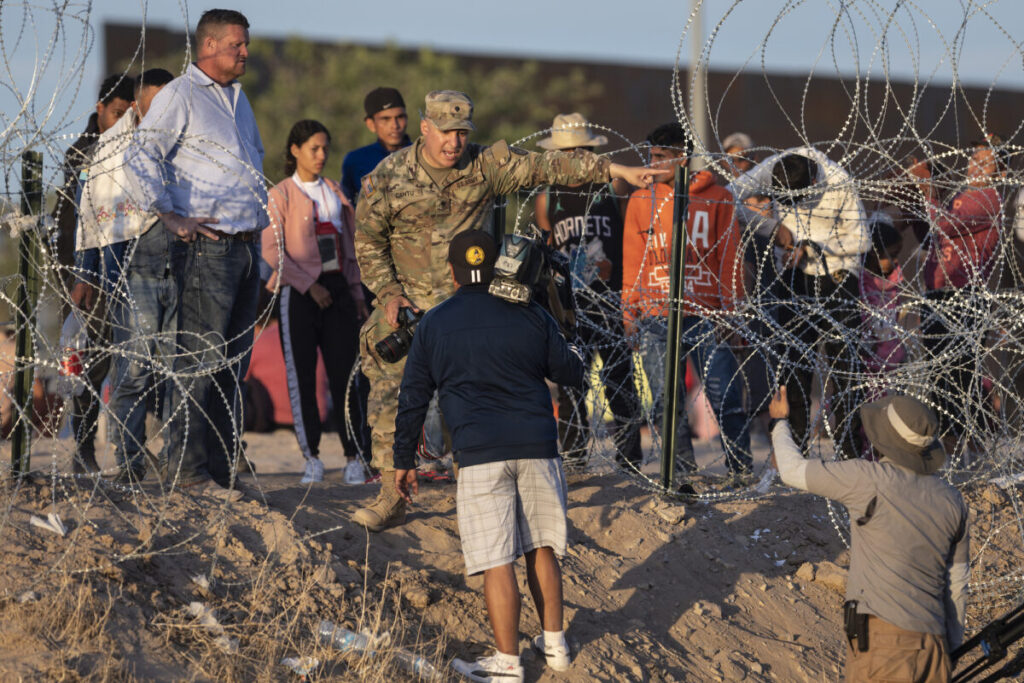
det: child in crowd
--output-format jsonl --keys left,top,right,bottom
{"left": 858, "top": 215, "right": 907, "bottom": 459}
{"left": 859, "top": 214, "right": 907, "bottom": 378}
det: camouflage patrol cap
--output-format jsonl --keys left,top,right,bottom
{"left": 424, "top": 90, "right": 475, "bottom": 132}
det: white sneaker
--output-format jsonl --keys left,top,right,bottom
{"left": 531, "top": 634, "right": 572, "bottom": 671}
{"left": 344, "top": 459, "right": 366, "bottom": 485}
{"left": 301, "top": 457, "right": 324, "bottom": 484}
{"left": 451, "top": 654, "right": 523, "bottom": 682}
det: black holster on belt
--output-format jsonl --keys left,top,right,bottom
{"left": 844, "top": 600, "right": 869, "bottom": 652}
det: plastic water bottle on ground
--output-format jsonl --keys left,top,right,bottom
{"left": 317, "top": 620, "right": 375, "bottom": 652}
{"left": 318, "top": 620, "right": 442, "bottom": 681}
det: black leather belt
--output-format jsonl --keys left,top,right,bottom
{"left": 206, "top": 229, "right": 258, "bottom": 242}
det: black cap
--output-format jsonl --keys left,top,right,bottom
{"left": 969, "top": 133, "right": 1010, "bottom": 168}
{"left": 364, "top": 87, "right": 405, "bottom": 118}
{"left": 448, "top": 231, "right": 497, "bottom": 285}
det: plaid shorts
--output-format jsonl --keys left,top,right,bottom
{"left": 456, "top": 457, "right": 568, "bottom": 576}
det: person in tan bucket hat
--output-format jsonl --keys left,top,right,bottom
{"left": 534, "top": 112, "right": 644, "bottom": 472}
{"left": 768, "top": 387, "right": 969, "bottom": 682}
{"left": 536, "top": 112, "right": 608, "bottom": 150}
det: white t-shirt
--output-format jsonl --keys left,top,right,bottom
{"left": 293, "top": 174, "right": 343, "bottom": 230}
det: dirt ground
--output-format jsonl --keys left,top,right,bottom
{"left": 0, "top": 425, "right": 1020, "bottom": 681}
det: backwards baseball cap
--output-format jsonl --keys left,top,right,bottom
{"left": 424, "top": 90, "right": 475, "bottom": 132}
{"left": 970, "top": 132, "right": 1010, "bottom": 167}
{"left": 448, "top": 230, "right": 496, "bottom": 285}
{"left": 970, "top": 132, "right": 1005, "bottom": 148}
{"left": 364, "top": 87, "right": 405, "bottom": 118}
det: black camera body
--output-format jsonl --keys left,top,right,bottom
{"left": 374, "top": 307, "right": 423, "bottom": 363}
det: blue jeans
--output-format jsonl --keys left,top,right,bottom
{"left": 164, "top": 234, "right": 260, "bottom": 486}
{"left": 639, "top": 316, "right": 752, "bottom": 475}
{"left": 70, "top": 245, "right": 127, "bottom": 462}
{"left": 105, "top": 224, "right": 186, "bottom": 471}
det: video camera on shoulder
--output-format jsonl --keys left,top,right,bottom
{"left": 489, "top": 232, "right": 575, "bottom": 338}
{"left": 375, "top": 306, "right": 423, "bottom": 363}
{"left": 489, "top": 234, "right": 546, "bottom": 305}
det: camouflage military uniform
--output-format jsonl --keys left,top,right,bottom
{"left": 354, "top": 137, "right": 612, "bottom": 471}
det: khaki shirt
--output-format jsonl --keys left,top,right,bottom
{"left": 771, "top": 421, "right": 969, "bottom": 643}
{"left": 354, "top": 137, "right": 611, "bottom": 310}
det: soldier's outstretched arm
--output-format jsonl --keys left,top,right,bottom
{"left": 485, "top": 142, "right": 670, "bottom": 195}
{"left": 354, "top": 181, "right": 405, "bottom": 309}
{"left": 484, "top": 142, "right": 612, "bottom": 195}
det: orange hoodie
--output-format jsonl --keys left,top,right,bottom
{"left": 622, "top": 170, "right": 743, "bottom": 331}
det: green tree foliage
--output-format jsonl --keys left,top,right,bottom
{"left": 243, "top": 39, "right": 602, "bottom": 183}
{"left": 121, "top": 38, "right": 602, "bottom": 185}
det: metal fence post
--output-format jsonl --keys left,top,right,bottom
{"left": 660, "top": 164, "right": 690, "bottom": 491}
{"left": 11, "top": 150, "right": 43, "bottom": 477}
{"left": 491, "top": 195, "right": 507, "bottom": 241}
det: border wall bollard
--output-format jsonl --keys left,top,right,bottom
{"left": 11, "top": 150, "right": 43, "bottom": 478}
{"left": 660, "top": 164, "right": 691, "bottom": 491}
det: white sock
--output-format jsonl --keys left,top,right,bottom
{"left": 493, "top": 650, "right": 521, "bottom": 668}
{"left": 543, "top": 629, "right": 567, "bottom": 650}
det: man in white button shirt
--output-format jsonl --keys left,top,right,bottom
{"left": 128, "top": 9, "right": 266, "bottom": 501}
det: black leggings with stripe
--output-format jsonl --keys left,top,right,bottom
{"left": 279, "top": 272, "right": 361, "bottom": 460}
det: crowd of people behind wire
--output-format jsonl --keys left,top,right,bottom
{"left": 11, "top": 6, "right": 1022, "bottom": 681}
{"left": 39, "top": 8, "right": 1024, "bottom": 507}
{"left": 534, "top": 119, "right": 1022, "bottom": 497}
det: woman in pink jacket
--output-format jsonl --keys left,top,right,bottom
{"left": 263, "top": 120, "right": 369, "bottom": 484}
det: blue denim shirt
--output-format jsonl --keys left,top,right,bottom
{"left": 127, "top": 63, "right": 267, "bottom": 233}
{"left": 339, "top": 136, "right": 411, "bottom": 203}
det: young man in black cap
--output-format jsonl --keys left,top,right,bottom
{"left": 340, "top": 86, "right": 410, "bottom": 203}
{"left": 393, "top": 230, "right": 582, "bottom": 682}
{"left": 769, "top": 387, "right": 969, "bottom": 681}
{"left": 338, "top": 86, "right": 410, "bottom": 462}
{"left": 55, "top": 73, "right": 134, "bottom": 474}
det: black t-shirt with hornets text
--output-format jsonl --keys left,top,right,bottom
{"left": 544, "top": 182, "right": 625, "bottom": 294}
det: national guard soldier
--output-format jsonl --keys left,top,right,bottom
{"left": 352, "top": 90, "right": 667, "bottom": 531}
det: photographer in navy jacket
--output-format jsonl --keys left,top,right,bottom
{"left": 392, "top": 230, "right": 583, "bottom": 681}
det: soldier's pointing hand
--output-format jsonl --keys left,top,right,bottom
{"left": 610, "top": 163, "right": 673, "bottom": 187}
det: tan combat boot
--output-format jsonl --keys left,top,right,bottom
{"left": 352, "top": 473, "right": 406, "bottom": 531}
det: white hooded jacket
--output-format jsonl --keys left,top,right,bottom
{"left": 729, "top": 146, "right": 868, "bottom": 277}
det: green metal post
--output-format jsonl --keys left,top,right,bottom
{"left": 11, "top": 150, "right": 43, "bottom": 478}
{"left": 492, "top": 195, "right": 507, "bottom": 241}
{"left": 660, "top": 164, "right": 690, "bottom": 491}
